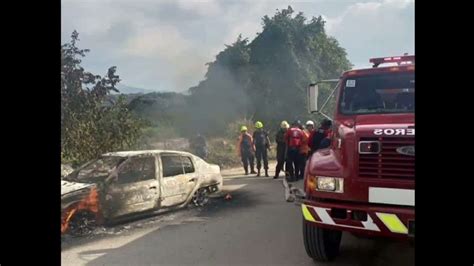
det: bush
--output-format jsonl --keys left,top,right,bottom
{"left": 205, "top": 138, "right": 241, "bottom": 169}
{"left": 137, "top": 125, "right": 181, "bottom": 149}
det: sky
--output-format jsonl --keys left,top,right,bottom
{"left": 61, "top": 0, "right": 414, "bottom": 92}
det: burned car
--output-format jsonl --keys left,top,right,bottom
{"left": 61, "top": 150, "right": 223, "bottom": 235}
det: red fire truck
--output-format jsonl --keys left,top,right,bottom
{"left": 302, "top": 55, "right": 414, "bottom": 261}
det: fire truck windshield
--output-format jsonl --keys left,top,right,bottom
{"left": 339, "top": 72, "right": 414, "bottom": 115}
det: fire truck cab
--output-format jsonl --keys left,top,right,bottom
{"left": 303, "top": 55, "right": 414, "bottom": 261}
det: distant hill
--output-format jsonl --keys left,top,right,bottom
{"left": 106, "top": 89, "right": 187, "bottom": 108}
{"left": 114, "top": 84, "right": 153, "bottom": 94}
{"left": 105, "top": 93, "right": 143, "bottom": 105}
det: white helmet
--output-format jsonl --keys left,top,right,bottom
{"left": 306, "top": 120, "right": 314, "bottom": 126}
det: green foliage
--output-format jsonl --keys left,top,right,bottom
{"left": 205, "top": 138, "right": 241, "bottom": 169}
{"left": 247, "top": 7, "right": 351, "bottom": 127}
{"left": 136, "top": 125, "right": 181, "bottom": 149}
{"left": 61, "top": 31, "right": 145, "bottom": 166}
{"left": 128, "top": 92, "right": 187, "bottom": 127}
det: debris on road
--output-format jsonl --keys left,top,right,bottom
{"left": 282, "top": 179, "right": 305, "bottom": 202}
{"left": 225, "top": 194, "right": 232, "bottom": 200}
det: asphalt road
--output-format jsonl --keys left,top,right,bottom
{"left": 61, "top": 171, "right": 414, "bottom": 266}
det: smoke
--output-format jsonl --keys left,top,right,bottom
{"left": 182, "top": 63, "right": 251, "bottom": 138}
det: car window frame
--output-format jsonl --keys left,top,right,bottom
{"left": 181, "top": 156, "right": 195, "bottom": 174}
{"left": 115, "top": 155, "right": 157, "bottom": 185}
{"left": 160, "top": 153, "right": 185, "bottom": 178}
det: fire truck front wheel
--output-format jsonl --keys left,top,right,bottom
{"left": 303, "top": 219, "right": 342, "bottom": 262}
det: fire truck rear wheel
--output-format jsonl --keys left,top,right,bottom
{"left": 303, "top": 219, "right": 342, "bottom": 262}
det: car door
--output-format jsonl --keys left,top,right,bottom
{"left": 159, "top": 153, "right": 197, "bottom": 207}
{"left": 104, "top": 155, "right": 160, "bottom": 219}
{"left": 181, "top": 155, "right": 199, "bottom": 202}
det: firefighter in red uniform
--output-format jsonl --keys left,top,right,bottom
{"left": 298, "top": 120, "right": 315, "bottom": 179}
{"left": 309, "top": 119, "right": 333, "bottom": 154}
{"left": 237, "top": 126, "right": 256, "bottom": 175}
{"left": 304, "top": 120, "right": 315, "bottom": 154}
{"left": 285, "top": 120, "right": 304, "bottom": 182}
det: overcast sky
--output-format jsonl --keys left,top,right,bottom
{"left": 61, "top": 0, "right": 414, "bottom": 92}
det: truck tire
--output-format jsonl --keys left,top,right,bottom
{"left": 351, "top": 232, "right": 372, "bottom": 240}
{"left": 303, "top": 218, "right": 342, "bottom": 262}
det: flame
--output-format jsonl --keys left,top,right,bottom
{"left": 61, "top": 187, "right": 99, "bottom": 234}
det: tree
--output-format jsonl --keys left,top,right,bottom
{"left": 61, "top": 31, "right": 144, "bottom": 166}
{"left": 247, "top": 7, "right": 352, "bottom": 130}
{"left": 125, "top": 6, "right": 352, "bottom": 138}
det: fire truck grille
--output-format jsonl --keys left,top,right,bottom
{"left": 358, "top": 137, "right": 415, "bottom": 179}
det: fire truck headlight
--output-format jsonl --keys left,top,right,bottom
{"left": 316, "top": 177, "right": 344, "bottom": 193}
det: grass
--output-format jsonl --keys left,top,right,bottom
{"left": 204, "top": 138, "right": 276, "bottom": 169}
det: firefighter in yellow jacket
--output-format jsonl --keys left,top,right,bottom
{"left": 253, "top": 121, "right": 271, "bottom": 177}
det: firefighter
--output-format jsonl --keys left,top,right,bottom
{"left": 319, "top": 125, "right": 333, "bottom": 149}
{"left": 238, "top": 126, "right": 256, "bottom": 175}
{"left": 274, "top": 120, "right": 289, "bottom": 179}
{"left": 298, "top": 121, "right": 314, "bottom": 179}
{"left": 305, "top": 120, "right": 315, "bottom": 137}
{"left": 253, "top": 121, "right": 271, "bottom": 177}
{"left": 309, "top": 119, "right": 333, "bottom": 154}
{"left": 304, "top": 120, "right": 315, "bottom": 160}
{"left": 285, "top": 120, "right": 304, "bottom": 181}
{"left": 193, "top": 133, "right": 209, "bottom": 159}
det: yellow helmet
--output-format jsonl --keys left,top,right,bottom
{"left": 280, "top": 120, "right": 289, "bottom": 129}
{"left": 240, "top": 125, "right": 248, "bottom": 132}
{"left": 255, "top": 121, "right": 263, "bottom": 129}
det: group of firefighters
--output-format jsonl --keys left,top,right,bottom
{"left": 237, "top": 119, "right": 333, "bottom": 181}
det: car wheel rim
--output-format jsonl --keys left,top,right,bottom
{"left": 69, "top": 213, "right": 96, "bottom": 236}
{"left": 193, "top": 189, "right": 209, "bottom": 207}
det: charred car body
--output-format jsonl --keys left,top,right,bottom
{"left": 61, "top": 150, "right": 223, "bottom": 235}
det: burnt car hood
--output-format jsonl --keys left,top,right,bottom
{"left": 61, "top": 180, "right": 94, "bottom": 196}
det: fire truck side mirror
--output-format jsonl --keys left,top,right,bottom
{"left": 308, "top": 83, "right": 319, "bottom": 113}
